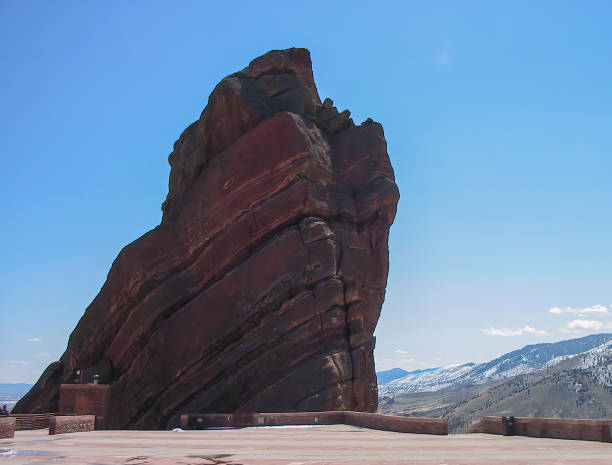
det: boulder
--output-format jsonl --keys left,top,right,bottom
{"left": 14, "top": 48, "right": 399, "bottom": 429}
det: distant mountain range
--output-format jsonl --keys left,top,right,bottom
{"left": 377, "top": 333, "right": 612, "bottom": 432}
{"left": 376, "top": 368, "right": 409, "bottom": 384}
{"left": 0, "top": 383, "right": 33, "bottom": 411}
{"left": 0, "top": 383, "right": 33, "bottom": 400}
{"left": 378, "top": 333, "right": 612, "bottom": 396}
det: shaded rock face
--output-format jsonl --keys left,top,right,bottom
{"left": 14, "top": 48, "right": 399, "bottom": 429}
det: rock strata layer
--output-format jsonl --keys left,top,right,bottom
{"left": 14, "top": 48, "right": 399, "bottom": 429}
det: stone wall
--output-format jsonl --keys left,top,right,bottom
{"left": 59, "top": 384, "right": 109, "bottom": 416}
{"left": 469, "top": 416, "right": 612, "bottom": 442}
{"left": 468, "top": 416, "right": 504, "bottom": 435}
{"left": 343, "top": 411, "right": 447, "bottom": 434}
{"left": 59, "top": 384, "right": 108, "bottom": 428}
{"left": 0, "top": 417, "right": 15, "bottom": 439}
{"left": 181, "top": 411, "right": 448, "bottom": 435}
{"left": 49, "top": 415, "right": 95, "bottom": 435}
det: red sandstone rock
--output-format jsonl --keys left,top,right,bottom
{"left": 0, "top": 417, "right": 15, "bottom": 439}
{"left": 49, "top": 415, "right": 96, "bottom": 435}
{"left": 14, "top": 48, "right": 399, "bottom": 429}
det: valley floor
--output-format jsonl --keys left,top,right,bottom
{"left": 2, "top": 425, "right": 611, "bottom": 464}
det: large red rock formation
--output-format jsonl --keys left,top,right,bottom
{"left": 14, "top": 48, "right": 399, "bottom": 429}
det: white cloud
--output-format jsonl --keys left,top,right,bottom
{"left": 568, "top": 319, "right": 603, "bottom": 330}
{"left": 582, "top": 305, "right": 609, "bottom": 314}
{"left": 549, "top": 307, "right": 567, "bottom": 314}
{"left": 9, "top": 360, "right": 31, "bottom": 365}
{"left": 27, "top": 337, "right": 43, "bottom": 343}
{"left": 482, "top": 325, "right": 549, "bottom": 337}
{"left": 549, "top": 305, "right": 609, "bottom": 315}
{"left": 561, "top": 319, "right": 612, "bottom": 333}
{"left": 393, "top": 349, "right": 409, "bottom": 354}
{"left": 33, "top": 353, "right": 51, "bottom": 357}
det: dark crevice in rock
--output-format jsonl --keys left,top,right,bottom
{"left": 292, "top": 377, "right": 350, "bottom": 410}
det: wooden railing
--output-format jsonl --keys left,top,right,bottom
{"left": 10, "top": 413, "right": 57, "bottom": 430}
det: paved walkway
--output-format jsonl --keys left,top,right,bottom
{"left": 1, "top": 425, "right": 611, "bottom": 464}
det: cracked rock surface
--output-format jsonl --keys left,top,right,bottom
{"left": 14, "top": 48, "right": 399, "bottom": 429}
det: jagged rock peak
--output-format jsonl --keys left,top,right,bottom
{"left": 239, "top": 48, "right": 321, "bottom": 101}
{"left": 162, "top": 48, "right": 355, "bottom": 220}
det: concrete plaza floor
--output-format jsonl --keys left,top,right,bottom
{"left": 1, "top": 425, "right": 611, "bottom": 464}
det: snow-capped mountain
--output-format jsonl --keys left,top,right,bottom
{"left": 378, "top": 333, "right": 612, "bottom": 397}
{"left": 378, "top": 363, "right": 476, "bottom": 395}
{"left": 566, "top": 339, "right": 612, "bottom": 388}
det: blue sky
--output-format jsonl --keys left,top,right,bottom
{"left": 2, "top": 1, "right": 612, "bottom": 382}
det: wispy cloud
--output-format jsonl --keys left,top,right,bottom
{"left": 393, "top": 349, "right": 409, "bottom": 354}
{"left": 27, "top": 337, "right": 43, "bottom": 343}
{"left": 33, "top": 353, "right": 51, "bottom": 357}
{"left": 482, "top": 325, "right": 549, "bottom": 337}
{"left": 9, "top": 360, "right": 31, "bottom": 365}
{"left": 560, "top": 319, "right": 612, "bottom": 333}
{"left": 550, "top": 305, "right": 609, "bottom": 315}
